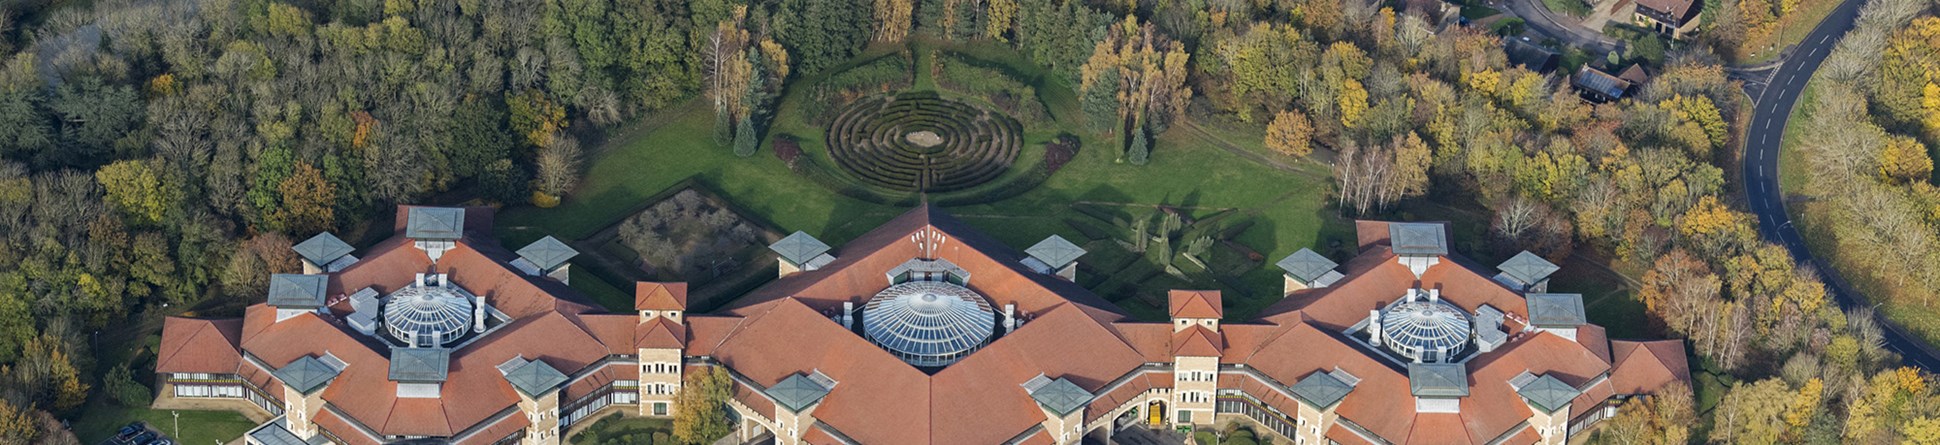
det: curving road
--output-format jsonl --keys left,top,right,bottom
{"left": 1743, "top": 0, "right": 1940, "bottom": 370}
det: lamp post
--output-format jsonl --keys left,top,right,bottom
{"left": 171, "top": 410, "right": 179, "bottom": 438}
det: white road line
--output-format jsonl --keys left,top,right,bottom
{"left": 1764, "top": 120, "right": 1771, "bottom": 129}
{"left": 1760, "top": 166, "right": 1766, "bottom": 177}
{"left": 1787, "top": 75, "right": 1797, "bottom": 86}
{"left": 1822, "top": 35, "right": 1832, "bottom": 44}
{"left": 1761, "top": 135, "right": 1769, "bottom": 145}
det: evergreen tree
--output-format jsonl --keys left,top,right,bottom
{"left": 1128, "top": 127, "right": 1151, "bottom": 165}
{"left": 733, "top": 116, "right": 758, "bottom": 157}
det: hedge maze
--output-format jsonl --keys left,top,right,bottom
{"left": 826, "top": 92, "right": 1023, "bottom": 193}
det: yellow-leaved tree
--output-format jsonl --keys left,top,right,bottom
{"left": 1265, "top": 110, "right": 1313, "bottom": 157}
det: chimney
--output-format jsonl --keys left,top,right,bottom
{"left": 436, "top": 273, "right": 448, "bottom": 287}
{"left": 473, "top": 296, "right": 487, "bottom": 332}
{"left": 1429, "top": 288, "right": 1440, "bottom": 302}
{"left": 1003, "top": 304, "right": 1017, "bottom": 333}
{"left": 841, "top": 301, "right": 855, "bottom": 330}
{"left": 415, "top": 273, "right": 427, "bottom": 287}
{"left": 1368, "top": 310, "right": 1383, "bottom": 347}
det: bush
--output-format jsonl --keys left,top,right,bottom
{"left": 530, "top": 191, "right": 561, "bottom": 208}
{"left": 933, "top": 52, "right": 1048, "bottom": 123}
{"left": 774, "top": 138, "right": 804, "bottom": 172}
{"left": 807, "top": 51, "right": 915, "bottom": 123}
{"left": 104, "top": 365, "right": 152, "bottom": 407}
{"left": 1044, "top": 134, "right": 1080, "bottom": 173}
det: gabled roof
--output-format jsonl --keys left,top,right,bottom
{"left": 638, "top": 316, "right": 686, "bottom": 349}
{"left": 770, "top": 231, "right": 832, "bottom": 265}
{"left": 1573, "top": 67, "right": 1632, "bottom": 99}
{"left": 1636, "top": 0, "right": 1698, "bottom": 22}
{"left": 499, "top": 357, "right": 568, "bottom": 397}
{"left": 267, "top": 274, "right": 327, "bottom": 308}
{"left": 1610, "top": 340, "right": 1691, "bottom": 394}
{"left": 1388, "top": 223, "right": 1448, "bottom": 256}
{"left": 1496, "top": 251, "right": 1559, "bottom": 285}
{"left": 1168, "top": 290, "right": 1223, "bottom": 319}
{"left": 1277, "top": 248, "right": 1339, "bottom": 282}
{"left": 1526, "top": 293, "right": 1586, "bottom": 328}
{"left": 515, "top": 236, "right": 577, "bottom": 271}
{"left": 388, "top": 348, "right": 451, "bottom": 383}
{"left": 1024, "top": 235, "right": 1086, "bottom": 268}
{"left": 293, "top": 233, "right": 355, "bottom": 266}
{"left": 1515, "top": 374, "right": 1582, "bottom": 413}
{"left": 1290, "top": 370, "right": 1355, "bottom": 409}
{"left": 635, "top": 282, "right": 689, "bottom": 311}
{"left": 405, "top": 207, "right": 467, "bottom": 240}
{"left": 1172, "top": 325, "right": 1225, "bottom": 357}
{"left": 770, "top": 372, "right": 834, "bottom": 412}
{"left": 272, "top": 355, "right": 341, "bottom": 395}
{"left": 1025, "top": 377, "right": 1093, "bottom": 416}
{"left": 1408, "top": 363, "right": 1469, "bottom": 398}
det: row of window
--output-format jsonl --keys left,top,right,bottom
{"left": 1176, "top": 370, "right": 1215, "bottom": 383}
{"left": 1216, "top": 396, "right": 1301, "bottom": 442}
{"left": 643, "top": 362, "right": 681, "bottom": 374}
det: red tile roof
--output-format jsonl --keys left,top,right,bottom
{"left": 156, "top": 317, "right": 243, "bottom": 374}
{"left": 1609, "top": 340, "right": 1691, "bottom": 394}
{"left": 1168, "top": 290, "right": 1223, "bottom": 319}
{"left": 1171, "top": 325, "right": 1224, "bottom": 357}
{"left": 635, "top": 282, "right": 688, "bottom": 311}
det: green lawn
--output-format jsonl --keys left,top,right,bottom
{"left": 497, "top": 39, "right": 1345, "bottom": 321}
{"left": 72, "top": 400, "right": 257, "bottom": 445}
{"left": 1731, "top": 0, "right": 1846, "bottom": 65}
{"left": 1541, "top": 0, "right": 1592, "bottom": 17}
{"left": 570, "top": 416, "right": 676, "bottom": 445}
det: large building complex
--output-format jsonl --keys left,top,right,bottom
{"left": 157, "top": 204, "right": 1688, "bottom": 445}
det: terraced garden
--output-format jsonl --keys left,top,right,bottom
{"left": 826, "top": 92, "right": 1024, "bottom": 192}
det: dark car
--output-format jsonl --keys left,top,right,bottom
{"left": 129, "top": 431, "right": 157, "bottom": 445}
{"left": 113, "top": 423, "right": 144, "bottom": 442}
{"left": 143, "top": 439, "right": 174, "bottom": 445}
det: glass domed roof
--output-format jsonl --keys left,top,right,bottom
{"left": 862, "top": 281, "right": 996, "bottom": 367}
{"left": 385, "top": 286, "right": 474, "bottom": 347}
{"left": 1380, "top": 299, "right": 1472, "bottom": 362}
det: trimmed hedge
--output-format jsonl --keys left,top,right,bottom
{"left": 825, "top": 92, "right": 1023, "bottom": 193}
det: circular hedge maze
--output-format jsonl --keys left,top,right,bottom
{"left": 826, "top": 92, "right": 1023, "bottom": 193}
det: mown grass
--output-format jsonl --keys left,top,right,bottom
{"left": 497, "top": 38, "right": 1344, "bottom": 321}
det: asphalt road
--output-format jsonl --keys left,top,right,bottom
{"left": 1742, "top": 0, "right": 1940, "bottom": 370}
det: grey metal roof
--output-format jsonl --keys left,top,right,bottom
{"left": 1388, "top": 223, "right": 1449, "bottom": 256}
{"left": 1290, "top": 371, "right": 1354, "bottom": 409}
{"left": 1516, "top": 374, "right": 1582, "bottom": 413}
{"left": 1277, "top": 248, "right": 1339, "bottom": 282}
{"left": 516, "top": 236, "right": 578, "bottom": 271}
{"left": 292, "top": 232, "right": 354, "bottom": 266}
{"left": 769, "top": 373, "right": 833, "bottom": 412}
{"left": 1497, "top": 251, "right": 1560, "bottom": 285}
{"left": 266, "top": 274, "right": 327, "bottom": 308}
{"left": 862, "top": 281, "right": 996, "bottom": 367}
{"left": 387, "top": 347, "right": 451, "bottom": 383}
{"left": 1573, "top": 67, "right": 1631, "bottom": 99}
{"left": 272, "top": 356, "right": 341, "bottom": 395}
{"left": 1526, "top": 293, "right": 1587, "bottom": 328}
{"left": 1027, "top": 377, "right": 1094, "bottom": 416}
{"left": 1408, "top": 363, "right": 1470, "bottom": 398}
{"left": 770, "top": 231, "right": 831, "bottom": 266}
{"left": 500, "top": 358, "right": 568, "bottom": 397}
{"left": 249, "top": 418, "right": 333, "bottom": 445}
{"left": 405, "top": 207, "right": 466, "bottom": 240}
{"left": 1024, "top": 235, "right": 1086, "bottom": 268}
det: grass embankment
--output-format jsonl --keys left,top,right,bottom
{"left": 1732, "top": 0, "right": 1847, "bottom": 65}
{"left": 498, "top": 38, "right": 1346, "bottom": 321}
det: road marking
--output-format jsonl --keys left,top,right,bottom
{"left": 1787, "top": 75, "right": 1797, "bottom": 86}
{"left": 1761, "top": 135, "right": 1769, "bottom": 145}
{"left": 1822, "top": 35, "right": 1832, "bottom": 44}
{"left": 1760, "top": 166, "right": 1766, "bottom": 177}
{"left": 1808, "top": 48, "right": 1819, "bottom": 57}
{"left": 1764, "top": 120, "right": 1771, "bottom": 129}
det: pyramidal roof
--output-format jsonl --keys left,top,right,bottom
{"left": 635, "top": 282, "right": 689, "bottom": 311}
{"left": 1408, "top": 363, "right": 1469, "bottom": 398}
{"left": 292, "top": 232, "right": 354, "bottom": 266}
{"left": 1290, "top": 370, "right": 1354, "bottom": 409}
{"left": 267, "top": 274, "right": 327, "bottom": 308}
{"left": 1516, "top": 373, "right": 1582, "bottom": 413}
{"left": 1168, "top": 290, "right": 1222, "bottom": 319}
{"left": 1526, "top": 293, "right": 1587, "bottom": 328}
{"left": 769, "top": 372, "right": 834, "bottom": 412}
{"left": 388, "top": 348, "right": 451, "bottom": 383}
{"left": 1025, "top": 377, "right": 1093, "bottom": 416}
{"left": 1497, "top": 251, "right": 1560, "bottom": 285}
{"left": 1024, "top": 235, "right": 1086, "bottom": 268}
{"left": 272, "top": 355, "right": 341, "bottom": 394}
{"left": 405, "top": 207, "right": 466, "bottom": 240}
{"left": 499, "top": 357, "right": 568, "bottom": 397}
{"left": 1276, "top": 248, "right": 1339, "bottom": 282}
{"left": 516, "top": 236, "right": 578, "bottom": 271}
{"left": 1388, "top": 222, "right": 1449, "bottom": 256}
{"left": 770, "top": 231, "right": 832, "bottom": 265}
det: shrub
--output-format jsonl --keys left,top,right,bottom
{"left": 774, "top": 138, "right": 804, "bottom": 172}
{"left": 530, "top": 191, "right": 561, "bottom": 208}
{"left": 1044, "top": 134, "right": 1080, "bottom": 173}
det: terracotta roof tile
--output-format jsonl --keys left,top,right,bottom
{"left": 156, "top": 317, "right": 243, "bottom": 374}
{"left": 1168, "top": 290, "right": 1223, "bottom": 319}
{"left": 1609, "top": 340, "right": 1691, "bottom": 395}
{"left": 635, "top": 282, "right": 689, "bottom": 311}
{"left": 1171, "top": 325, "right": 1224, "bottom": 357}
{"left": 638, "top": 317, "right": 686, "bottom": 349}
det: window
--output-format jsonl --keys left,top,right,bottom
{"left": 1177, "top": 410, "right": 1193, "bottom": 423}
{"left": 653, "top": 402, "right": 668, "bottom": 416}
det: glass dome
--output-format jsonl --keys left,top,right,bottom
{"left": 1380, "top": 299, "right": 1472, "bottom": 362}
{"left": 862, "top": 281, "right": 997, "bottom": 367}
{"left": 384, "top": 286, "right": 475, "bottom": 347}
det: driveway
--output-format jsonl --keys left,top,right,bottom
{"left": 1740, "top": 0, "right": 1940, "bottom": 370}
{"left": 1500, "top": 0, "right": 1623, "bottom": 55}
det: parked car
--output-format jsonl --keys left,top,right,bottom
{"left": 129, "top": 431, "right": 157, "bottom": 445}
{"left": 144, "top": 439, "right": 174, "bottom": 445}
{"left": 113, "top": 423, "right": 144, "bottom": 442}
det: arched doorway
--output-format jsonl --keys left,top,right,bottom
{"left": 1146, "top": 400, "right": 1168, "bottom": 427}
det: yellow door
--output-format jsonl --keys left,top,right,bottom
{"left": 1148, "top": 401, "right": 1165, "bottom": 426}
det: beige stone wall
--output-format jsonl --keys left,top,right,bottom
{"left": 520, "top": 391, "right": 562, "bottom": 445}
{"left": 1038, "top": 406, "right": 1085, "bottom": 445}
{"left": 281, "top": 387, "right": 326, "bottom": 439}
{"left": 638, "top": 347, "right": 684, "bottom": 416}
{"left": 1172, "top": 356, "right": 1219, "bottom": 426}
{"left": 1294, "top": 400, "right": 1340, "bottom": 445}
{"left": 1527, "top": 403, "right": 1570, "bottom": 445}
{"left": 773, "top": 405, "right": 817, "bottom": 445}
